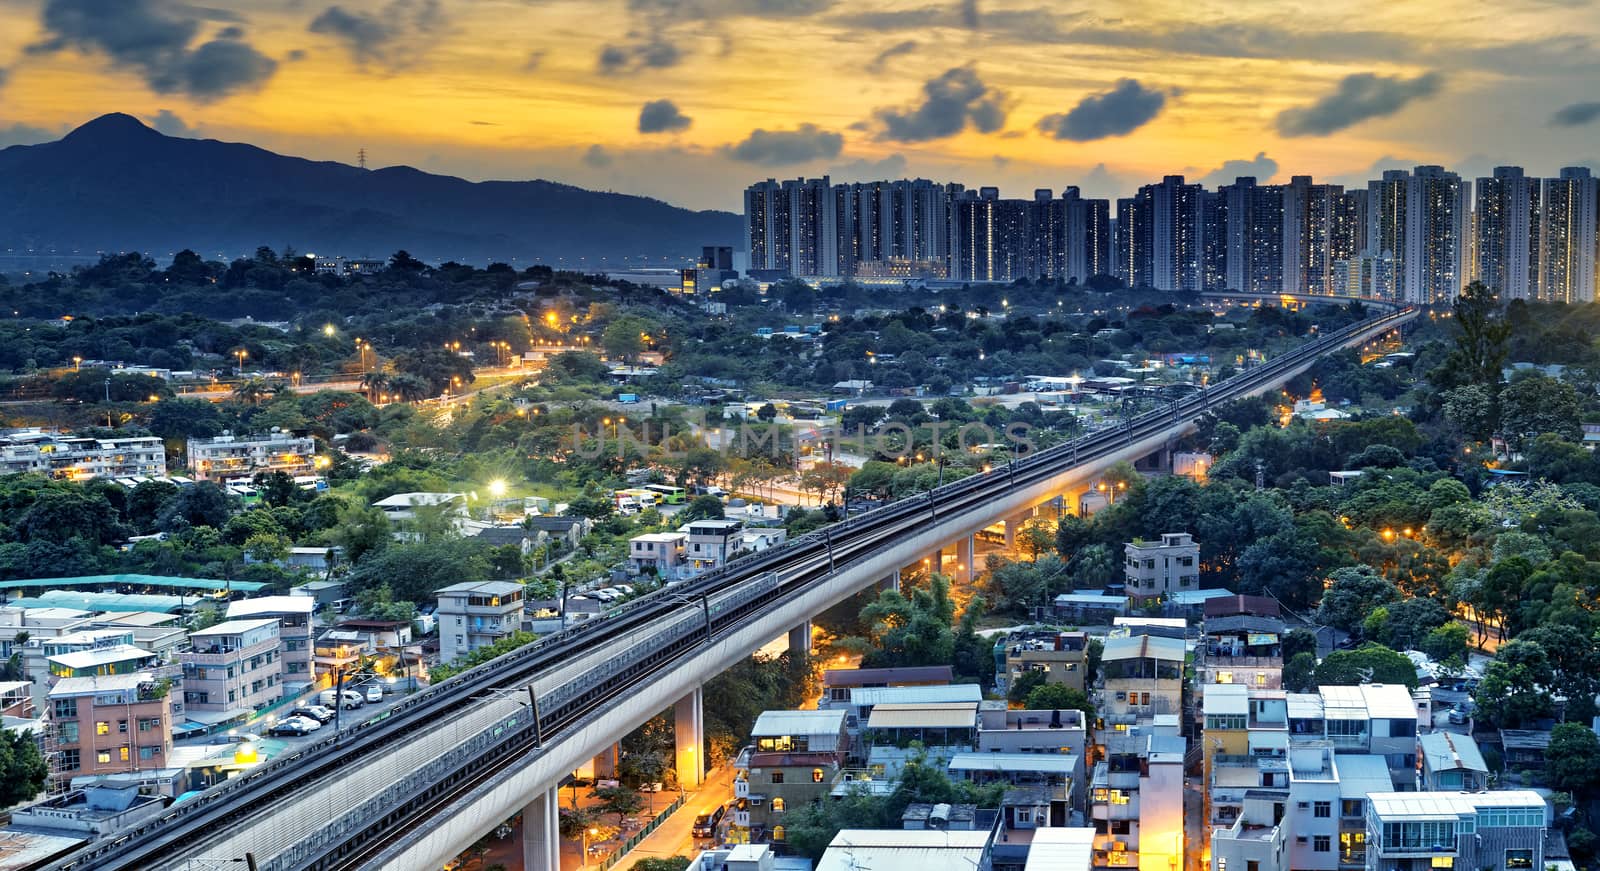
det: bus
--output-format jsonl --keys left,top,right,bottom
{"left": 645, "top": 484, "right": 686, "bottom": 504}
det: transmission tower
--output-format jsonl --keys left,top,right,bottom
{"left": 357, "top": 147, "right": 367, "bottom": 170}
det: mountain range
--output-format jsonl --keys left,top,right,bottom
{"left": 0, "top": 114, "right": 740, "bottom": 267}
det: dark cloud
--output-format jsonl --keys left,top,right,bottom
{"left": 147, "top": 108, "right": 200, "bottom": 137}
{"left": 721, "top": 123, "right": 843, "bottom": 165}
{"left": 0, "top": 121, "right": 60, "bottom": 148}
{"left": 469, "top": 120, "right": 498, "bottom": 126}
{"left": 1199, "top": 152, "right": 1279, "bottom": 186}
{"left": 583, "top": 144, "right": 613, "bottom": 168}
{"left": 28, "top": 0, "right": 277, "bottom": 100}
{"left": 866, "top": 40, "right": 917, "bottom": 74}
{"left": 1275, "top": 71, "right": 1442, "bottom": 137}
{"left": 1550, "top": 102, "right": 1600, "bottom": 127}
{"left": 0, "top": 68, "right": 7, "bottom": 89}
{"left": 286, "top": 49, "right": 307, "bottom": 61}
{"left": 873, "top": 66, "right": 1009, "bottom": 142}
{"left": 959, "top": 0, "right": 978, "bottom": 29}
{"left": 216, "top": 24, "right": 243, "bottom": 39}
{"left": 308, "top": 0, "right": 444, "bottom": 70}
{"left": 523, "top": 49, "right": 547, "bottom": 71}
{"left": 1036, "top": 78, "right": 1166, "bottom": 142}
{"left": 638, "top": 99, "right": 692, "bottom": 134}
{"left": 597, "top": 38, "right": 681, "bottom": 74}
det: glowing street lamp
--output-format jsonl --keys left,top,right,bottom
{"left": 72, "top": 356, "right": 82, "bottom": 371}
{"left": 234, "top": 348, "right": 247, "bottom": 373}
{"left": 488, "top": 479, "right": 507, "bottom": 498}
{"left": 323, "top": 323, "right": 336, "bottom": 337}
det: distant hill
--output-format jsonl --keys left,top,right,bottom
{"left": 0, "top": 113, "right": 740, "bottom": 266}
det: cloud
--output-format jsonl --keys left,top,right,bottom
{"left": 1199, "top": 152, "right": 1279, "bottom": 186}
{"left": 597, "top": 38, "right": 681, "bottom": 74}
{"left": 523, "top": 49, "right": 546, "bottom": 71}
{"left": 0, "top": 121, "right": 61, "bottom": 148}
{"left": 873, "top": 66, "right": 1009, "bottom": 142}
{"left": 721, "top": 123, "right": 843, "bottom": 165}
{"left": 1036, "top": 79, "right": 1167, "bottom": 142}
{"left": 1550, "top": 102, "right": 1600, "bottom": 127}
{"left": 1275, "top": 71, "right": 1442, "bottom": 137}
{"left": 308, "top": 0, "right": 444, "bottom": 70}
{"left": 0, "top": 68, "right": 7, "bottom": 89}
{"left": 29, "top": 0, "right": 277, "bottom": 101}
{"left": 867, "top": 40, "right": 917, "bottom": 74}
{"left": 286, "top": 48, "right": 307, "bottom": 61}
{"left": 638, "top": 99, "right": 692, "bottom": 134}
{"left": 625, "top": 0, "right": 834, "bottom": 19}
{"left": 832, "top": 152, "right": 908, "bottom": 180}
{"left": 147, "top": 108, "right": 200, "bottom": 137}
{"left": 582, "top": 144, "right": 613, "bottom": 168}
{"left": 959, "top": 0, "right": 979, "bottom": 29}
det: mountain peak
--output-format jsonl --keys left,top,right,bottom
{"left": 62, "top": 113, "right": 161, "bottom": 143}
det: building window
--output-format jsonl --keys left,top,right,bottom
{"left": 1314, "top": 801, "right": 1331, "bottom": 818}
{"left": 120, "top": 746, "right": 130, "bottom": 762}
{"left": 139, "top": 746, "right": 158, "bottom": 760}
{"left": 1313, "top": 835, "right": 1330, "bottom": 852}
{"left": 771, "top": 772, "right": 784, "bottom": 784}
{"left": 60, "top": 749, "right": 79, "bottom": 771}
{"left": 52, "top": 699, "right": 77, "bottom": 718}
{"left": 772, "top": 798, "right": 786, "bottom": 813}
{"left": 1505, "top": 850, "right": 1533, "bottom": 869}
{"left": 813, "top": 768, "right": 824, "bottom": 783}
{"left": 119, "top": 720, "right": 128, "bottom": 733}
{"left": 96, "top": 721, "right": 110, "bottom": 736}
{"left": 772, "top": 825, "right": 785, "bottom": 841}
{"left": 97, "top": 750, "right": 111, "bottom": 764}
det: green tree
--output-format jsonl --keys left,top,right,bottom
{"left": 1474, "top": 639, "right": 1555, "bottom": 728}
{"left": 1420, "top": 622, "right": 1470, "bottom": 667}
{"left": 1312, "top": 643, "right": 1417, "bottom": 688}
{"left": 590, "top": 784, "right": 645, "bottom": 827}
{"left": 1284, "top": 651, "right": 1318, "bottom": 693}
{"left": 0, "top": 728, "right": 48, "bottom": 805}
{"left": 632, "top": 860, "right": 691, "bottom": 871}
{"left": 1023, "top": 684, "right": 1096, "bottom": 721}
{"left": 1316, "top": 566, "right": 1400, "bottom": 634}
{"left": 1498, "top": 374, "right": 1582, "bottom": 450}
{"left": 1439, "top": 280, "right": 1511, "bottom": 390}
{"left": 1548, "top": 722, "right": 1600, "bottom": 798}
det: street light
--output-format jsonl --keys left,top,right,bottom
{"left": 323, "top": 323, "right": 336, "bottom": 337}
{"left": 234, "top": 348, "right": 247, "bottom": 374}
{"left": 488, "top": 479, "right": 507, "bottom": 498}
{"left": 72, "top": 356, "right": 82, "bottom": 371}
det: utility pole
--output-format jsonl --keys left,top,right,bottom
{"left": 357, "top": 147, "right": 367, "bottom": 170}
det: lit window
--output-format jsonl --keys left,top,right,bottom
{"left": 96, "top": 722, "right": 110, "bottom": 736}
{"left": 812, "top": 768, "right": 824, "bottom": 783}
{"left": 772, "top": 798, "right": 785, "bottom": 813}
{"left": 96, "top": 750, "right": 111, "bottom": 764}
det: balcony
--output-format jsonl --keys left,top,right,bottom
{"left": 734, "top": 778, "right": 750, "bottom": 799}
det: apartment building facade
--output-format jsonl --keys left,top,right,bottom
{"left": 435, "top": 580, "right": 524, "bottom": 664}
{"left": 186, "top": 431, "right": 316, "bottom": 481}
{"left": 1123, "top": 534, "right": 1200, "bottom": 606}
{"left": 733, "top": 709, "right": 849, "bottom": 844}
{"left": 180, "top": 619, "right": 282, "bottom": 714}
{"left": 0, "top": 430, "right": 166, "bottom": 481}
{"left": 46, "top": 672, "right": 173, "bottom": 784}
{"left": 225, "top": 596, "right": 316, "bottom": 689}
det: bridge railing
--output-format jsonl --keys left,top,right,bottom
{"left": 598, "top": 791, "right": 688, "bottom": 870}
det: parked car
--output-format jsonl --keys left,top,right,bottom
{"left": 319, "top": 689, "right": 364, "bottom": 710}
{"left": 1448, "top": 709, "right": 1469, "bottom": 725}
{"left": 269, "top": 716, "right": 322, "bottom": 737}
{"left": 292, "top": 705, "right": 336, "bottom": 723}
{"left": 365, "top": 684, "right": 384, "bottom": 704}
{"left": 209, "top": 731, "right": 261, "bottom": 745}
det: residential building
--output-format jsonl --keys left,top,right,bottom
{"left": 820, "top": 665, "right": 952, "bottom": 708}
{"left": 1202, "top": 684, "right": 1289, "bottom": 832}
{"left": 47, "top": 644, "right": 161, "bottom": 682}
{"left": 435, "top": 580, "right": 524, "bottom": 664}
{"left": 1417, "top": 731, "right": 1488, "bottom": 792}
{"left": 180, "top": 619, "right": 282, "bottom": 715}
{"left": 1197, "top": 595, "right": 1285, "bottom": 691}
{"left": 1146, "top": 175, "right": 1206, "bottom": 292}
{"left": 737, "top": 527, "right": 787, "bottom": 554}
{"left": 1539, "top": 167, "right": 1598, "bottom": 303}
{"left": 1210, "top": 791, "right": 1289, "bottom": 871}
{"left": 950, "top": 751, "right": 1082, "bottom": 818}
{"left": 524, "top": 515, "right": 592, "bottom": 549}
{"left": 1123, "top": 533, "right": 1199, "bottom": 606}
{"left": 817, "top": 830, "right": 989, "bottom": 871}
{"left": 186, "top": 431, "right": 315, "bottom": 481}
{"left": 372, "top": 492, "right": 469, "bottom": 537}
{"left": 863, "top": 701, "right": 977, "bottom": 777}
{"left": 1474, "top": 167, "right": 1540, "bottom": 300}
{"left": 837, "top": 683, "right": 982, "bottom": 740}
{"left": 977, "top": 701, "right": 1089, "bottom": 760}
{"left": 629, "top": 532, "right": 688, "bottom": 579}
{"left": 1283, "top": 176, "right": 1350, "bottom": 296}
{"left": 0, "top": 429, "right": 166, "bottom": 481}
{"left": 225, "top": 596, "right": 316, "bottom": 690}
{"left": 1403, "top": 166, "right": 1471, "bottom": 304}
{"left": 996, "top": 629, "right": 1089, "bottom": 695}
{"left": 1090, "top": 722, "right": 1184, "bottom": 871}
{"left": 45, "top": 672, "right": 172, "bottom": 783}
{"left": 1284, "top": 685, "right": 1421, "bottom": 788}
{"left": 1099, "top": 634, "right": 1185, "bottom": 722}
{"left": 683, "top": 519, "right": 743, "bottom": 571}
{"left": 733, "top": 709, "right": 849, "bottom": 844}
{"left": 1219, "top": 177, "right": 1285, "bottom": 294}
{"left": 1364, "top": 790, "right": 1546, "bottom": 871}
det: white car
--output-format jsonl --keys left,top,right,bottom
{"left": 268, "top": 716, "right": 321, "bottom": 737}
{"left": 365, "top": 684, "right": 384, "bottom": 704}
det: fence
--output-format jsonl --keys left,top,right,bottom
{"left": 598, "top": 792, "right": 688, "bottom": 870}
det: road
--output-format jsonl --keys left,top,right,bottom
{"left": 608, "top": 766, "right": 737, "bottom": 870}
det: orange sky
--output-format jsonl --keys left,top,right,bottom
{"left": 2, "top": 0, "right": 1598, "bottom": 210}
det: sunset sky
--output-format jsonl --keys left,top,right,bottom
{"left": 2, "top": 0, "right": 1598, "bottom": 212}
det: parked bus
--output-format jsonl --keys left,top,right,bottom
{"left": 645, "top": 484, "right": 686, "bottom": 504}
